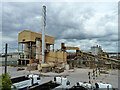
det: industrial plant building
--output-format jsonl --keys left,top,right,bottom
{"left": 17, "top": 30, "right": 120, "bottom": 71}
{"left": 18, "top": 30, "right": 67, "bottom": 65}
{"left": 91, "top": 45, "right": 102, "bottom": 55}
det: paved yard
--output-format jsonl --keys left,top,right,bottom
{"left": 0, "top": 66, "right": 119, "bottom": 89}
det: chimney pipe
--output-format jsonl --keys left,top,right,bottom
{"left": 42, "top": 5, "right": 46, "bottom": 64}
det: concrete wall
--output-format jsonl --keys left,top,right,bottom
{"left": 45, "top": 51, "right": 67, "bottom": 63}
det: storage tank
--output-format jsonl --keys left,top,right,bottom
{"left": 36, "top": 38, "right": 41, "bottom": 60}
{"left": 24, "top": 43, "right": 30, "bottom": 59}
{"left": 32, "top": 43, "right": 36, "bottom": 59}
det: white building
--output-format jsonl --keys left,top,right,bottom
{"left": 91, "top": 45, "right": 102, "bottom": 55}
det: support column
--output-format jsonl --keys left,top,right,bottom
{"left": 17, "top": 60, "right": 19, "bottom": 65}
{"left": 53, "top": 44, "right": 54, "bottom": 52}
{"left": 24, "top": 43, "right": 29, "bottom": 60}
{"left": 89, "top": 57, "right": 90, "bottom": 69}
{"left": 21, "top": 60, "right": 22, "bottom": 65}
{"left": 22, "top": 43, "right": 23, "bottom": 59}
{"left": 18, "top": 43, "right": 19, "bottom": 65}
{"left": 17, "top": 60, "right": 18, "bottom": 65}
{"left": 36, "top": 38, "right": 41, "bottom": 63}
{"left": 18, "top": 43, "right": 19, "bottom": 59}
{"left": 46, "top": 44, "right": 50, "bottom": 52}
{"left": 30, "top": 42, "right": 32, "bottom": 59}
{"left": 25, "top": 60, "right": 26, "bottom": 65}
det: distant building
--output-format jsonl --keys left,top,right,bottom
{"left": 91, "top": 45, "right": 102, "bottom": 55}
{"left": 0, "top": 52, "right": 19, "bottom": 58}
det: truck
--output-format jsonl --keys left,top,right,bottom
{"left": 72, "top": 81, "right": 113, "bottom": 90}
{"left": 52, "top": 76, "right": 70, "bottom": 90}
{"left": 11, "top": 74, "right": 40, "bottom": 90}
{"left": 73, "top": 81, "right": 94, "bottom": 90}
{"left": 95, "top": 81, "right": 113, "bottom": 90}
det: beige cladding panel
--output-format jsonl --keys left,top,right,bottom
{"left": 18, "top": 30, "right": 54, "bottom": 44}
{"left": 30, "top": 32, "right": 42, "bottom": 42}
{"left": 45, "top": 35, "right": 54, "bottom": 45}
{"left": 45, "top": 51, "right": 67, "bottom": 63}
{"left": 18, "top": 31, "right": 31, "bottom": 43}
{"left": 57, "top": 51, "right": 67, "bottom": 63}
{"left": 31, "top": 32, "right": 54, "bottom": 44}
{"left": 45, "top": 52, "right": 55, "bottom": 62}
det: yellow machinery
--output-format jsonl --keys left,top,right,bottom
{"left": 61, "top": 43, "right": 79, "bottom": 51}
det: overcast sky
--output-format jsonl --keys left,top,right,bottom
{"left": 1, "top": 2, "right": 118, "bottom": 53}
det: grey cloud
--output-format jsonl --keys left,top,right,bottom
{"left": 2, "top": 2, "right": 118, "bottom": 52}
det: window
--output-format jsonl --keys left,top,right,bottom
{"left": 37, "top": 77, "right": 40, "bottom": 80}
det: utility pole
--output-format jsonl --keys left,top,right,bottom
{"left": 42, "top": 5, "right": 46, "bottom": 64}
{"left": 5, "top": 43, "right": 8, "bottom": 74}
{"left": 29, "top": 42, "right": 32, "bottom": 73}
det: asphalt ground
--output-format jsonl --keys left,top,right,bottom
{"left": 0, "top": 66, "right": 119, "bottom": 89}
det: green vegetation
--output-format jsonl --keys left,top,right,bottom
{"left": 0, "top": 73, "right": 16, "bottom": 90}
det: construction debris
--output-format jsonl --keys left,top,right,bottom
{"left": 100, "top": 69, "right": 109, "bottom": 74}
{"left": 55, "top": 67, "right": 64, "bottom": 73}
{"left": 27, "top": 63, "right": 38, "bottom": 71}
{"left": 42, "top": 67, "right": 51, "bottom": 73}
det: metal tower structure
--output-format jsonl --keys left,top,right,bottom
{"left": 42, "top": 5, "right": 46, "bottom": 64}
